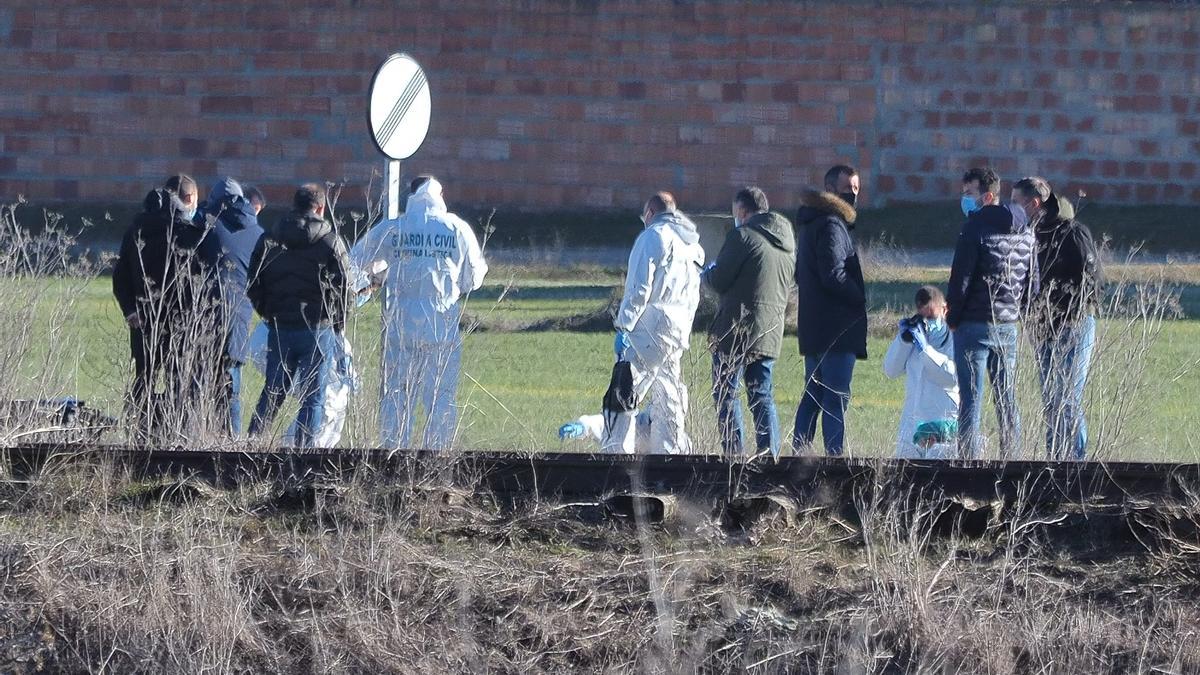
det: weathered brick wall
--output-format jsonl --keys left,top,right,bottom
{"left": 0, "top": 1, "right": 1197, "bottom": 210}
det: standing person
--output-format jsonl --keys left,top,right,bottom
{"left": 559, "top": 192, "right": 705, "bottom": 454}
{"left": 704, "top": 187, "right": 795, "bottom": 458}
{"left": 882, "top": 286, "right": 959, "bottom": 458}
{"left": 947, "top": 167, "right": 1038, "bottom": 459}
{"left": 196, "top": 177, "right": 263, "bottom": 437}
{"left": 112, "top": 174, "right": 223, "bottom": 442}
{"left": 791, "top": 166, "right": 869, "bottom": 456}
{"left": 351, "top": 176, "right": 488, "bottom": 450}
{"left": 246, "top": 183, "right": 352, "bottom": 447}
{"left": 1012, "top": 177, "right": 1103, "bottom": 460}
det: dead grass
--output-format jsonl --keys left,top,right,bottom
{"left": 0, "top": 466, "right": 1198, "bottom": 673}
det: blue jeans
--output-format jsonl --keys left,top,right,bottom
{"left": 712, "top": 353, "right": 779, "bottom": 457}
{"left": 249, "top": 325, "right": 336, "bottom": 448}
{"left": 1036, "top": 315, "right": 1096, "bottom": 460}
{"left": 954, "top": 321, "right": 1021, "bottom": 459}
{"left": 226, "top": 361, "right": 243, "bottom": 437}
{"left": 792, "top": 352, "right": 857, "bottom": 456}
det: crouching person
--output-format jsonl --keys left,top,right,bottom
{"left": 882, "top": 286, "right": 959, "bottom": 459}
{"left": 246, "top": 183, "right": 352, "bottom": 447}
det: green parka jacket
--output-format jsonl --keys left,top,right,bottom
{"left": 703, "top": 211, "right": 796, "bottom": 361}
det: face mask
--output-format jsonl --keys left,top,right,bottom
{"left": 182, "top": 206, "right": 197, "bottom": 221}
{"left": 960, "top": 195, "right": 979, "bottom": 217}
{"left": 1008, "top": 202, "right": 1029, "bottom": 229}
{"left": 733, "top": 217, "right": 741, "bottom": 228}
{"left": 839, "top": 192, "right": 857, "bottom": 207}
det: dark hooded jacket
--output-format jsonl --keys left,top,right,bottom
{"left": 794, "top": 190, "right": 868, "bottom": 359}
{"left": 703, "top": 211, "right": 796, "bottom": 360}
{"left": 198, "top": 186, "right": 264, "bottom": 363}
{"left": 947, "top": 203, "right": 1038, "bottom": 327}
{"left": 1029, "top": 193, "right": 1103, "bottom": 335}
{"left": 247, "top": 211, "right": 351, "bottom": 332}
{"left": 112, "top": 188, "right": 223, "bottom": 331}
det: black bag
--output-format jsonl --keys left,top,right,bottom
{"left": 602, "top": 360, "right": 637, "bottom": 437}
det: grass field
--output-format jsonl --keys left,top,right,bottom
{"left": 9, "top": 260, "right": 1199, "bottom": 461}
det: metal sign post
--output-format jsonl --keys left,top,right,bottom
{"left": 367, "top": 53, "right": 432, "bottom": 219}
{"left": 387, "top": 159, "right": 401, "bottom": 219}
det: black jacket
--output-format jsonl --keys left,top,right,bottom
{"left": 947, "top": 203, "right": 1038, "bottom": 327}
{"left": 112, "top": 188, "right": 223, "bottom": 330}
{"left": 199, "top": 196, "right": 263, "bottom": 363}
{"left": 703, "top": 211, "right": 796, "bottom": 361}
{"left": 1031, "top": 193, "right": 1103, "bottom": 334}
{"left": 794, "top": 190, "right": 868, "bottom": 359}
{"left": 247, "top": 211, "right": 351, "bottom": 332}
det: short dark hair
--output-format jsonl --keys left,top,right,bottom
{"left": 734, "top": 186, "right": 768, "bottom": 213}
{"left": 163, "top": 174, "right": 197, "bottom": 199}
{"left": 915, "top": 285, "right": 946, "bottom": 308}
{"left": 646, "top": 191, "right": 676, "bottom": 213}
{"left": 410, "top": 175, "right": 434, "bottom": 194}
{"left": 824, "top": 165, "right": 857, "bottom": 191}
{"left": 244, "top": 184, "right": 266, "bottom": 208}
{"left": 962, "top": 167, "right": 1001, "bottom": 195}
{"left": 1013, "top": 176, "right": 1051, "bottom": 202}
{"left": 293, "top": 183, "right": 326, "bottom": 213}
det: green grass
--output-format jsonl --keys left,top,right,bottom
{"left": 9, "top": 270, "right": 1199, "bottom": 461}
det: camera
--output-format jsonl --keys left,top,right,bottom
{"left": 900, "top": 314, "right": 927, "bottom": 343}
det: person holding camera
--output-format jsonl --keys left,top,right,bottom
{"left": 882, "top": 286, "right": 959, "bottom": 458}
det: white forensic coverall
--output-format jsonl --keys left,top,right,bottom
{"left": 247, "top": 322, "right": 358, "bottom": 448}
{"left": 604, "top": 209, "right": 705, "bottom": 454}
{"left": 351, "top": 178, "right": 487, "bottom": 450}
{"left": 882, "top": 328, "right": 959, "bottom": 459}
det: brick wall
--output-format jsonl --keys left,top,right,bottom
{"left": 0, "top": 1, "right": 1197, "bottom": 210}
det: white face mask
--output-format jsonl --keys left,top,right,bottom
{"left": 733, "top": 216, "right": 742, "bottom": 228}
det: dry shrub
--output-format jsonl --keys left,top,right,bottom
{"left": 0, "top": 465, "right": 1199, "bottom": 673}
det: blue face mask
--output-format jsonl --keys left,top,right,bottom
{"left": 960, "top": 195, "right": 979, "bottom": 217}
{"left": 925, "top": 317, "right": 948, "bottom": 343}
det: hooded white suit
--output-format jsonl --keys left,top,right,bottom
{"left": 601, "top": 209, "right": 705, "bottom": 454}
{"left": 351, "top": 178, "right": 487, "bottom": 449}
{"left": 882, "top": 327, "right": 959, "bottom": 458}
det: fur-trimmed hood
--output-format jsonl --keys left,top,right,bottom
{"left": 796, "top": 189, "right": 857, "bottom": 228}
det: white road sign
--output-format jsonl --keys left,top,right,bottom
{"left": 367, "top": 53, "right": 431, "bottom": 160}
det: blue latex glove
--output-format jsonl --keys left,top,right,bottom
{"left": 558, "top": 422, "right": 585, "bottom": 440}
{"left": 911, "top": 327, "right": 929, "bottom": 352}
{"left": 614, "top": 330, "right": 631, "bottom": 360}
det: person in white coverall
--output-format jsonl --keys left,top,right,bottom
{"left": 560, "top": 192, "right": 705, "bottom": 454}
{"left": 351, "top": 176, "right": 488, "bottom": 450}
{"left": 882, "top": 285, "right": 960, "bottom": 458}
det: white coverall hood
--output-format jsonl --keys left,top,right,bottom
{"left": 882, "top": 330, "right": 960, "bottom": 458}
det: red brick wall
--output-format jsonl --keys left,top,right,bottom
{"left": 1, "top": 1, "right": 1197, "bottom": 209}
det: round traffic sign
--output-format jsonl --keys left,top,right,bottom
{"left": 367, "top": 53, "right": 431, "bottom": 160}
